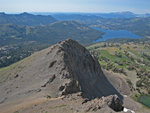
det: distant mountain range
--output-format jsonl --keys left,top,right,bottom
{"left": 33, "top": 11, "right": 150, "bottom": 18}
{"left": 46, "top": 12, "right": 150, "bottom": 37}
{"left": 0, "top": 12, "right": 57, "bottom": 26}
{"left": 0, "top": 21, "right": 103, "bottom": 45}
{"left": 0, "top": 12, "right": 150, "bottom": 44}
{"left": 95, "top": 11, "right": 150, "bottom": 18}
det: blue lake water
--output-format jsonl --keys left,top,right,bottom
{"left": 92, "top": 27, "right": 142, "bottom": 42}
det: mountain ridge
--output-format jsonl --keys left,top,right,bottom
{"left": 0, "top": 39, "right": 122, "bottom": 99}
{"left": 0, "top": 12, "right": 57, "bottom": 26}
{"left": 0, "top": 21, "right": 103, "bottom": 46}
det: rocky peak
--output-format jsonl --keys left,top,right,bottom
{"left": 44, "top": 39, "right": 122, "bottom": 99}
{"left": 0, "top": 39, "right": 124, "bottom": 112}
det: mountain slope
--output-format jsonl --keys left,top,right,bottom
{"left": 0, "top": 39, "right": 121, "bottom": 101}
{"left": 52, "top": 13, "right": 150, "bottom": 37}
{"left": 0, "top": 39, "right": 145, "bottom": 113}
{"left": 0, "top": 39, "right": 123, "bottom": 112}
{"left": 0, "top": 12, "right": 57, "bottom": 26}
{"left": 28, "top": 21, "right": 104, "bottom": 44}
{"left": 0, "top": 21, "right": 103, "bottom": 45}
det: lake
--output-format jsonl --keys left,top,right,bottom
{"left": 92, "top": 27, "right": 142, "bottom": 42}
{"left": 138, "top": 95, "right": 150, "bottom": 108}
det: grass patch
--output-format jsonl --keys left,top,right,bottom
{"left": 98, "top": 49, "right": 131, "bottom": 69}
{"left": 54, "top": 104, "right": 67, "bottom": 108}
{"left": 131, "top": 93, "right": 141, "bottom": 102}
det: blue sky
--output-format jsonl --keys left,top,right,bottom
{"left": 0, "top": 0, "right": 150, "bottom": 13}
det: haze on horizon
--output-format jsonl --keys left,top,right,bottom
{"left": 0, "top": 0, "right": 150, "bottom": 14}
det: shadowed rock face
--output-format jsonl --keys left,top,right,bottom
{"left": 45, "top": 39, "right": 123, "bottom": 99}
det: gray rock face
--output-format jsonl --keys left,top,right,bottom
{"left": 82, "top": 94, "right": 123, "bottom": 112}
{"left": 105, "top": 95, "right": 124, "bottom": 111}
{"left": 44, "top": 39, "right": 122, "bottom": 99}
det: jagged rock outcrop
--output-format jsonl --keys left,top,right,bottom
{"left": 40, "top": 39, "right": 122, "bottom": 99}
{"left": 105, "top": 95, "right": 123, "bottom": 111}
{"left": 82, "top": 94, "right": 123, "bottom": 112}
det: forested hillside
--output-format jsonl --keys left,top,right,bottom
{"left": 0, "top": 12, "right": 57, "bottom": 26}
{"left": 52, "top": 13, "right": 150, "bottom": 37}
{"left": 0, "top": 21, "right": 103, "bottom": 46}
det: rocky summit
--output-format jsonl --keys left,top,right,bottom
{"left": 44, "top": 39, "right": 123, "bottom": 99}
{"left": 0, "top": 39, "right": 124, "bottom": 112}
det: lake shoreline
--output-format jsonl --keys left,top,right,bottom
{"left": 92, "top": 27, "right": 143, "bottom": 42}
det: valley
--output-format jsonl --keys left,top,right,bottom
{"left": 0, "top": 12, "right": 150, "bottom": 113}
{"left": 52, "top": 13, "right": 150, "bottom": 37}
